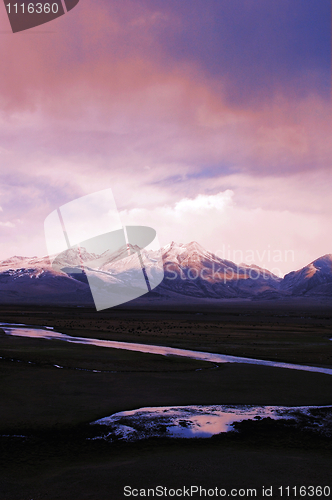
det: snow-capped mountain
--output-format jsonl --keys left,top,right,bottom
{"left": 0, "top": 243, "right": 331, "bottom": 306}
{"left": 280, "top": 254, "right": 332, "bottom": 297}
{"left": 0, "top": 255, "right": 93, "bottom": 305}
{"left": 159, "top": 241, "right": 280, "bottom": 298}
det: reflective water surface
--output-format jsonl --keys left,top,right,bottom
{"left": 91, "top": 404, "right": 332, "bottom": 441}
{"left": 1, "top": 322, "right": 331, "bottom": 442}
{"left": 1, "top": 323, "right": 332, "bottom": 375}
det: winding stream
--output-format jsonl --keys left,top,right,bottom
{"left": 1, "top": 322, "right": 332, "bottom": 375}
{"left": 1, "top": 322, "right": 331, "bottom": 440}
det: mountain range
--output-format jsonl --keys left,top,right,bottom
{"left": 0, "top": 242, "right": 331, "bottom": 306}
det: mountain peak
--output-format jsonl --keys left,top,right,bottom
{"left": 0, "top": 243, "right": 331, "bottom": 304}
{"left": 312, "top": 254, "right": 332, "bottom": 268}
{"left": 0, "top": 256, "right": 27, "bottom": 263}
{"left": 281, "top": 253, "right": 332, "bottom": 296}
{"left": 163, "top": 241, "right": 181, "bottom": 250}
{"left": 182, "top": 241, "right": 206, "bottom": 252}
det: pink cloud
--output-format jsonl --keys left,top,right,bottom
{"left": 0, "top": 0, "right": 330, "bottom": 267}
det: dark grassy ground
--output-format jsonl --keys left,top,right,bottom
{"left": 1, "top": 300, "right": 331, "bottom": 367}
{"left": 0, "top": 303, "right": 331, "bottom": 499}
{"left": 1, "top": 336, "right": 332, "bottom": 431}
{"left": 2, "top": 430, "right": 332, "bottom": 500}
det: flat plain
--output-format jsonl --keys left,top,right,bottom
{"left": 0, "top": 300, "right": 332, "bottom": 500}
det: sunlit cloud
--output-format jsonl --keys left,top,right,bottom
{"left": 119, "top": 188, "right": 332, "bottom": 276}
{"left": 0, "top": 0, "right": 329, "bottom": 272}
{"left": 0, "top": 221, "right": 14, "bottom": 228}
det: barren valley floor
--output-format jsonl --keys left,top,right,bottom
{"left": 0, "top": 301, "right": 331, "bottom": 500}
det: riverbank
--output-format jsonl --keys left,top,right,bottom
{"left": 1, "top": 334, "right": 332, "bottom": 433}
{"left": 1, "top": 304, "right": 332, "bottom": 499}
{"left": 0, "top": 302, "right": 332, "bottom": 368}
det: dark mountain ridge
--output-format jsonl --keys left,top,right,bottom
{"left": 0, "top": 243, "right": 331, "bottom": 305}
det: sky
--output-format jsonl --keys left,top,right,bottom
{"left": 0, "top": 0, "right": 331, "bottom": 276}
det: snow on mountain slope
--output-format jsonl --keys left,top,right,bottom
{"left": 160, "top": 241, "right": 281, "bottom": 298}
{"left": 0, "top": 244, "right": 331, "bottom": 305}
{"left": 280, "top": 254, "right": 332, "bottom": 296}
{"left": 0, "top": 254, "right": 93, "bottom": 305}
